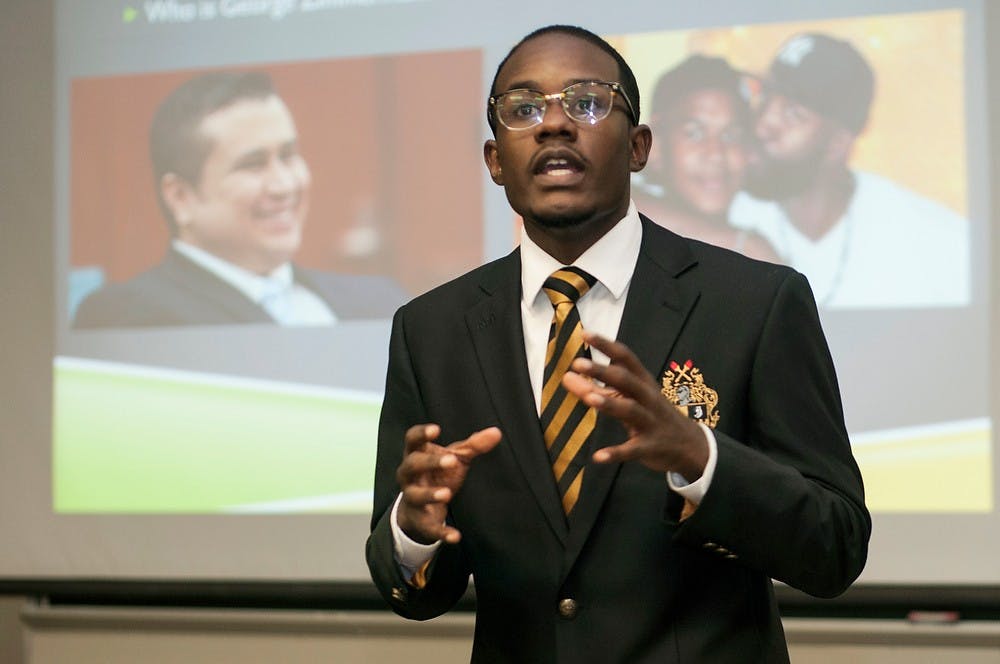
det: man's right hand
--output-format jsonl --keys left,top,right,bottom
{"left": 395, "top": 424, "right": 502, "bottom": 545}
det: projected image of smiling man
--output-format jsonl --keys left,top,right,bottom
{"left": 74, "top": 71, "right": 405, "bottom": 328}
{"left": 168, "top": 77, "right": 310, "bottom": 277}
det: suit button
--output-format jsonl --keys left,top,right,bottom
{"left": 391, "top": 587, "right": 407, "bottom": 602}
{"left": 558, "top": 598, "right": 578, "bottom": 619}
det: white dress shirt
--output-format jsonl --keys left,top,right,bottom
{"left": 172, "top": 240, "right": 337, "bottom": 325}
{"left": 392, "top": 203, "right": 718, "bottom": 575}
{"left": 729, "top": 170, "right": 969, "bottom": 308}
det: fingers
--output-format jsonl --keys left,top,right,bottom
{"left": 562, "top": 370, "right": 598, "bottom": 400}
{"left": 582, "top": 332, "right": 652, "bottom": 378}
{"left": 396, "top": 444, "right": 458, "bottom": 488}
{"left": 399, "top": 485, "right": 455, "bottom": 539}
{"left": 396, "top": 425, "right": 501, "bottom": 546}
{"left": 403, "top": 423, "right": 441, "bottom": 455}
{"left": 440, "top": 526, "right": 463, "bottom": 544}
{"left": 573, "top": 335, "right": 656, "bottom": 402}
{"left": 565, "top": 370, "right": 659, "bottom": 438}
{"left": 566, "top": 335, "right": 647, "bottom": 420}
{"left": 399, "top": 425, "right": 502, "bottom": 483}
{"left": 570, "top": 357, "right": 652, "bottom": 399}
{"left": 396, "top": 424, "right": 501, "bottom": 512}
{"left": 449, "top": 426, "right": 502, "bottom": 458}
{"left": 396, "top": 494, "right": 460, "bottom": 545}
{"left": 570, "top": 334, "right": 674, "bottom": 422}
{"left": 562, "top": 370, "right": 619, "bottom": 401}
{"left": 592, "top": 439, "right": 641, "bottom": 464}
{"left": 398, "top": 448, "right": 449, "bottom": 482}
{"left": 402, "top": 484, "right": 452, "bottom": 505}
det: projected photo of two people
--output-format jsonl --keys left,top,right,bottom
{"left": 633, "top": 31, "right": 967, "bottom": 310}
{"left": 71, "top": 24, "right": 969, "bottom": 329}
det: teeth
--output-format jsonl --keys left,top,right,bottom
{"left": 543, "top": 158, "right": 576, "bottom": 175}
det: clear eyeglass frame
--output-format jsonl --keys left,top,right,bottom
{"left": 489, "top": 80, "right": 637, "bottom": 130}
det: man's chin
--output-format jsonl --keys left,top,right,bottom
{"left": 521, "top": 195, "right": 604, "bottom": 230}
{"left": 685, "top": 195, "right": 733, "bottom": 220}
{"left": 250, "top": 241, "right": 301, "bottom": 273}
{"left": 744, "top": 155, "right": 824, "bottom": 201}
{"left": 531, "top": 210, "right": 589, "bottom": 230}
{"left": 743, "top": 176, "right": 791, "bottom": 201}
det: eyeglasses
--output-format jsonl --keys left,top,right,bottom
{"left": 489, "top": 80, "right": 637, "bottom": 130}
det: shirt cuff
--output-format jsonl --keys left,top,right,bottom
{"left": 390, "top": 493, "right": 442, "bottom": 579}
{"left": 666, "top": 422, "right": 718, "bottom": 504}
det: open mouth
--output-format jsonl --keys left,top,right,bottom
{"left": 532, "top": 149, "right": 586, "bottom": 183}
{"left": 539, "top": 158, "right": 580, "bottom": 177}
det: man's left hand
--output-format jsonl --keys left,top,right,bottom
{"left": 562, "top": 332, "right": 708, "bottom": 481}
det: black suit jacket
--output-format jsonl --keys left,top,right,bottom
{"left": 367, "top": 217, "right": 870, "bottom": 663}
{"left": 73, "top": 249, "right": 407, "bottom": 328}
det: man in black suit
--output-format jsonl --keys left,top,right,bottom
{"left": 74, "top": 71, "right": 405, "bottom": 328}
{"left": 367, "top": 25, "right": 869, "bottom": 662}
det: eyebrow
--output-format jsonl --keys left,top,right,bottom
{"left": 230, "top": 138, "right": 299, "bottom": 170}
{"left": 499, "top": 78, "right": 603, "bottom": 93}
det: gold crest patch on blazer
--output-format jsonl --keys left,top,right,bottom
{"left": 661, "top": 360, "right": 720, "bottom": 428}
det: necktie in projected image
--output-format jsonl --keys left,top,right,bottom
{"left": 540, "top": 266, "right": 598, "bottom": 515}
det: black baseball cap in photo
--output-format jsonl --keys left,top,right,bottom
{"left": 766, "top": 33, "right": 875, "bottom": 134}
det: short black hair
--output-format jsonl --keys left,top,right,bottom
{"left": 650, "top": 55, "right": 750, "bottom": 127}
{"left": 149, "top": 71, "right": 277, "bottom": 233}
{"left": 486, "top": 25, "right": 640, "bottom": 134}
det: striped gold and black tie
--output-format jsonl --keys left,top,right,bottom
{"left": 540, "top": 266, "right": 598, "bottom": 515}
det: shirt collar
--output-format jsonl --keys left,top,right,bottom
{"left": 172, "top": 240, "right": 294, "bottom": 304}
{"left": 520, "top": 200, "right": 642, "bottom": 305}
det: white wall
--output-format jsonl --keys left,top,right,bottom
{"left": 2, "top": 598, "right": 998, "bottom": 664}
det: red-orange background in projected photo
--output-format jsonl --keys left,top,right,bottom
{"left": 70, "top": 51, "right": 484, "bottom": 297}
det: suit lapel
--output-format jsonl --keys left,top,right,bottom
{"left": 465, "top": 251, "right": 569, "bottom": 544}
{"left": 562, "top": 216, "right": 700, "bottom": 572}
{"left": 163, "top": 250, "right": 274, "bottom": 323}
{"left": 617, "top": 217, "right": 701, "bottom": 387}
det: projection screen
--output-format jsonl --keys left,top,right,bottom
{"left": 0, "top": 0, "right": 996, "bottom": 592}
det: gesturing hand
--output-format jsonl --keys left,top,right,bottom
{"left": 395, "top": 424, "right": 502, "bottom": 545}
{"left": 562, "top": 332, "right": 708, "bottom": 481}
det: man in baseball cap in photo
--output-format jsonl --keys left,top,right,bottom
{"left": 730, "top": 32, "right": 969, "bottom": 309}
{"left": 769, "top": 33, "right": 874, "bottom": 133}
{"left": 742, "top": 33, "right": 874, "bottom": 204}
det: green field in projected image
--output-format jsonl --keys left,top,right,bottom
{"left": 52, "top": 358, "right": 992, "bottom": 514}
{"left": 53, "top": 358, "right": 379, "bottom": 513}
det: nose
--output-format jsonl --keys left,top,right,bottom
{"left": 534, "top": 95, "right": 577, "bottom": 141}
{"left": 263, "top": 156, "right": 300, "bottom": 196}
{"left": 702, "top": 136, "right": 726, "bottom": 165}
